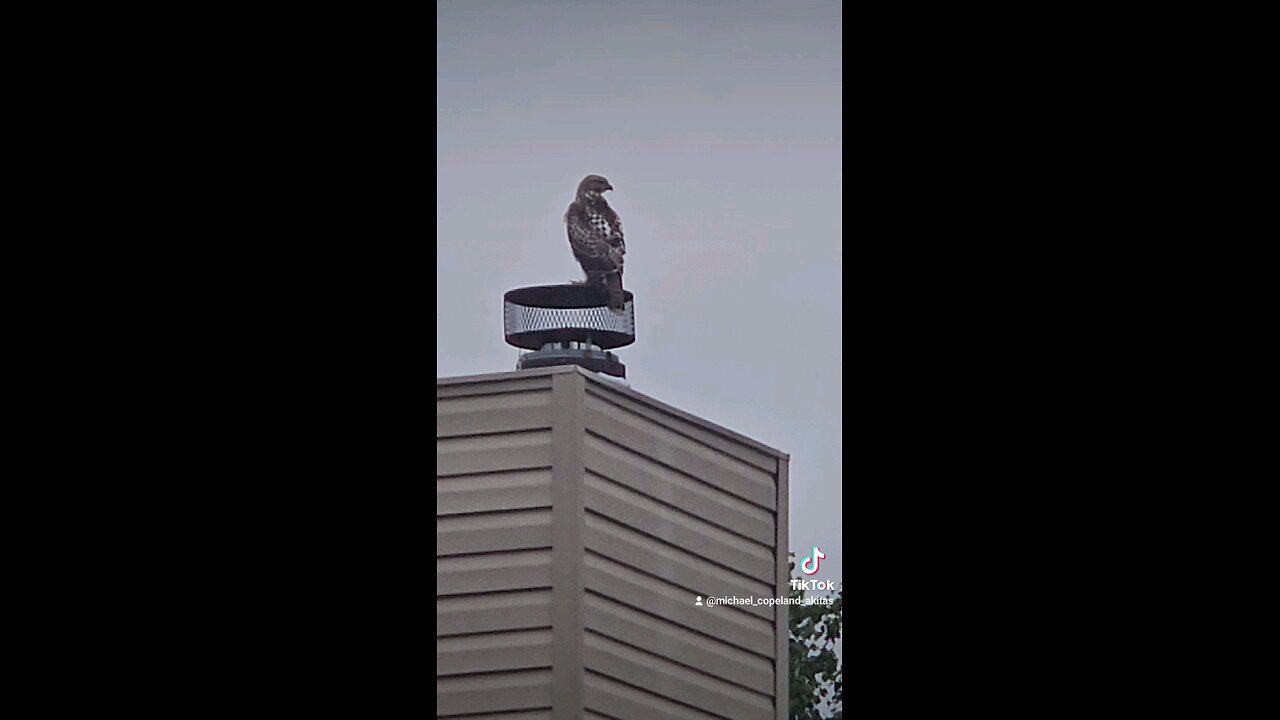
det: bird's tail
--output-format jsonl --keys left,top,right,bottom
{"left": 604, "top": 272, "right": 625, "bottom": 313}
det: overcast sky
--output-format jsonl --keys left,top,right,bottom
{"left": 437, "top": 0, "right": 843, "bottom": 592}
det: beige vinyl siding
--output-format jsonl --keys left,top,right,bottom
{"left": 437, "top": 547, "right": 554, "bottom": 597}
{"left": 454, "top": 713, "right": 551, "bottom": 720}
{"left": 583, "top": 472, "right": 775, "bottom": 586}
{"left": 583, "top": 384, "right": 778, "bottom": 474}
{"left": 584, "top": 670, "right": 747, "bottom": 720}
{"left": 437, "top": 628, "right": 554, "bottom": 676}
{"left": 437, "top": 430, "right": 553, "bottom": 477}
{"left": 584, "top": 434, "right": 775, "bottom": 545}
{"left": 583, "top": 511, "right": 773, "bottom": 610}
{"left": 437, "top": 378, "right": 560, "bottom": 718}
{"left": 583, "top": 551, "right": 775, "bottom": 657}
{"left": 438, "top": 366, "right": 789, "bottom": 720}
{"left": 436, "top": 469, "right": 553, "bottom": 515}
{"left": 583, "top": 591, "right": 774, "bottom": 691}
{"left": 437, "top": 374, "right": 554, "bottom": 399}
{"left": 436, "top": 669, "right": 553, "bottom": 717}
{"left": 578, "top": 372, "right": 784, "bottom": 720}
{"left": 437, "top": 388, "right": 553, "bottom": 437}
{"left": 582, "top": 394, "right": 776, "bottom": 509}
{"left": 450, "top": 713, "right": 550, "bottom": 720}
{"left": 585, "top": 631, "right": 773, "bottom": 720}
{"left": 436, "top": 589, "right": 553, "bottom": 637}
{"left": 437, "top": 508, "right": 553, "bottom": 556}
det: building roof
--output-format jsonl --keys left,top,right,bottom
{"left": 438, "top": 365, "right": 789, "bottom": 462}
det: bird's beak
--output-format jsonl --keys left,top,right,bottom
{"left": 606, "top": 184, "right": 614, "bottom": 191}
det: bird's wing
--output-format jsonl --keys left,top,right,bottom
{"left": 566, "top": 201, "right": 619, "bottom": 272}
{"left": 589, "top": 203, "right": 625, "bottom": 274}
{"left": 606, "top": 210, "right": 624, "bottom": 247}
{"left": 593, "top": 206, "right": 625, "bottom": 246}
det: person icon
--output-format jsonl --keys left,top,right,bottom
{"left": 695, "top": 595, "right": 703, "bottom": 606}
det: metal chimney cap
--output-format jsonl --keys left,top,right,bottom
{"left": 504, "top": 283, "right": 636, "bottom": 351}
{"left": 504, "top": 284, "right": 634, "bottom": 309}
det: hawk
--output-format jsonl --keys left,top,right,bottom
{"left": 565, "top": 174, "right": 626, "bottom": 312}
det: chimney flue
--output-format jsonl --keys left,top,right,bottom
{"left": 503, "top": 284, "right": 635, "bottom": 379}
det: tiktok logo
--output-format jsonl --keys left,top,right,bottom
{"left": 800, "top": 546, "right": 826, "bottom": 575}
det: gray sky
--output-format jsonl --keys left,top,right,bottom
{"left": 437, "top": 0, "right": 843, "bottom": 592}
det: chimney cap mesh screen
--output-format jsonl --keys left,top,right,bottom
{"left": 504, "top": 284, "right": 635, "bottom": 350}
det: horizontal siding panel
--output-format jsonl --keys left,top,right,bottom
{"left": 437, "top": 431, "right": 551, "bottom": 477}
{"left": 437, "top": 670, "right": 552, "bottom": 717}
{"left": 584, "top": 551, "right": 775, "bottom": 658}
{"left": 584, "top": 473, "right": 776, "bottom": 585}
{"left": 438, "top": 550, "right": 552, "bottom": 596}
{"left": 437, "top": 590, "right": 552, "bottom": 636}
{"left": 437, "top": 509, "right": 553, "bottom": 556}
{"left": 584, "top": 399, "right": 776, "bottom": 510}
{"left": 585, "top": 592, "right": 773, "bottom": 693}
{"left": 585, "top": 631, "right": 773, "bottom": 720}
{"left": 437, "top": 629, "right": 552, "bottom": 676}
{"left": 585, "top": 435, "right": 774, "bottom": 546}
{"left": 437, "top": 390, "right": 552, "bottom": 438}
{"left": 450, "top": 707, "right": 550, "bottom": 712}
{"left": 585, "top": 385, "right": 778, "bottom": 473}
{"left": 451, "top": 713, "right": 550, "bottom": 720}
{"left": 585, "top": 671, "right": 726, "bottom": 720}
{"left": 436, "top": 469, "right": 552, "bottom": 516}
{"left": 437, "top": 376, "right": 553, "bottom": 399}
{"left": 437, "top": 389, "right": 551, "bottom": 414}
{"left": 585, "top": 511, "right": 773, "bottom": 619}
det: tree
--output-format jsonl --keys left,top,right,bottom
{"left": 789, "top": 558, "right": 842, "bottom": 719}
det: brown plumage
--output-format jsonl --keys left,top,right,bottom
{"left": 565, "top": 174, "right": 626, "bottom": 311}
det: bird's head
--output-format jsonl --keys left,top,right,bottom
{"left": 577, "top": 174, "right": 613, "bottom": 197}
